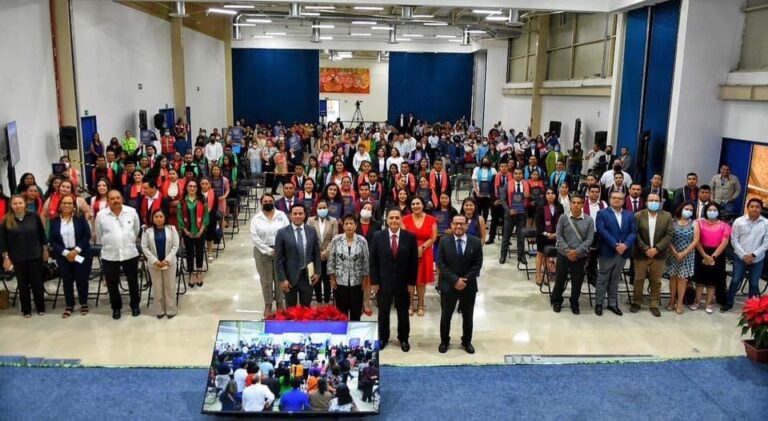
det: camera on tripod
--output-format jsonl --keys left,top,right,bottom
{"left": 355, "top": 100, "right": 363, "bottom": 108}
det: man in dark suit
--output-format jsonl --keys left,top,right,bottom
{"left": 274, "top": 182, "right": 298, "bottom": 214}
{"left": 643, "top": 174, "right": 670, "bottom": 212}
{"left": 595, "top": 191, "right": 637, "bottom": 316}
{"left": 692, "top": 185, "right": 712, "bottom": 219}
{"left": 672, "top": 172, "right": 699, "bottom": 211}
{"left": 625, "top": 183, "right": 645, "bottom": 213}
{"left": 436, "top": 214, "right": 484, "bottom": 354}
{"left": 139, "top": 179, "right": 170, "bottom": 227}
{"left": 274, "top": 204, "right": 322, "bottom": 307}
{"left": 369, "top": 207, "right": 419, "bottom": 352}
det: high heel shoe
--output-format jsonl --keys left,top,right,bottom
{"left": 418, "top": 306, "right": 425, "bottom": 317}
{"left": 409, "top": 307, "right": 415, "bottom": 317}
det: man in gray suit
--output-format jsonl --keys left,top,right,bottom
{"left": 275, "top": 204, "right": 322, "bottom": 307}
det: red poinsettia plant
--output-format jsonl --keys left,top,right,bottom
{"left": 265, "top": 305, "right": 349, "bottom": 321}
{"left": 739, "top": 296, "right": 768, "bottom": 349}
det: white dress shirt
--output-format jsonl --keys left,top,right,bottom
{"left": 95, "top": 206, "right": 141, "bottom": 261}
{"left": 454, "top": 234, "right": 468, "bottom": 254}
{"left": 204, "top": 142, "right": 223, "bottom": 163}
{"left": 613, "top": 208, "right": 623, "bottom": 229}
{"left": 60, "top": 218, "right": 76, "bottom": 250}
{"left": 647, "top": 213, "right": 657, "bottom": 248}
{"left": 241, "top": 383, "right": 275, "bottom": 412}
{"left": 250, "top": 210, "right": 290, "bottom": 255}
{"left": 731, "top": 215, "right": 768, "bottom": 263}
{"left": 588, "top": 200, "right": 604, "bottom": 228}
{"left": 234, "top": 368, "right": 248, "bottom": 392}
{"left": 600, "top": 170, "right": 633, "bottom": 187}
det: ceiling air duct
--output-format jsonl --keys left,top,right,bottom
{"left": 168, "top": 1, "right": 188, "bottom": 18}
{"left": 311, "top": 26, "right": 321, "bottom": 43}
{"left": 289, "top": 3, "right": 301, "bottom": 18}
{"left": 462, "top": 28, "right": 470, "bottom": 46}
{"left": 388, "top": 24, "right": 398, "bottom": 44}
{"left": 401, "top": 6, "right": 413, "bottom": 19}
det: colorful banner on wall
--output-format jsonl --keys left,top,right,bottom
{"left": 747, "top": 145, "right": 768, "bottom": 209}
{"left": 320, "top": 68, "right": 370, "bottom": 93}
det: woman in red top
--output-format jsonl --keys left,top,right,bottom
{"left": 162, "top": 168, "right": 185, "bottom": 227}
{"left": 401, "top": 196, "right": 438, "bottom": 317}
{"left": 0, "top": 185, "right": 9, "bottom": 220}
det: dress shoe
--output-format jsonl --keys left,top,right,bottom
{"left": 132, "top": 308, "right": 141, "bottom": 317}
{"left": 400, "top": 341, "right": 410, "bottom": 352}
{"left": 438, "top": 343, "right": 448, "bottom": 353}
{"left": 499, "top": 255, "right": 507, "bottom": 264}
{"left": 379, "top": 341, "right": 388, "bottom": 351}
{"left": 630, "top": 303, "right": 641, "bottom": 313}
{"left": 166, "top": 314, "right": 176, "bottom": 319}
{"left": 461, "top": 343, "right": 475, "bottom": 354}
{"left": 552, "top": 303, "right": 562, "bottom": 313}
{"left": 156, "top": 314, "right": 165, "bottom": 319}
{"left": 485, "top": 239, "right": 495, "bottom": 245}
{"left": 720, "top": 305, "right": 733, "bottom": 313}
{"left": 112, "top": 310, "right": 121, "bottom": 320}
{"left": 571, "top": 307, "right": 580, "bottom": 315}
{"left": 595, "top": 305, "right": 603, "bottom": 316}
{"left": 650, "top": 307, "right": 661, "bottom": 317}
{"left": 607, "top": 306, "right": 623, "bottom": 316}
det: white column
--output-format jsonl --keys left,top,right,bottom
{"left": 664, "top": 0, "right": 743, "bottom": 185}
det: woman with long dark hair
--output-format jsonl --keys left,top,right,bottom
{"left": 693, "top": 203, "right": 731, "bottom": 313}
{"left": 16, "top": 173, "right": 42, "bottom": 195}
{"left": 193, "top": 146, "right": 210, "bottom": 178}
{"left": 199, "top": 177, "right": 219, "bottom": 259}
{"left": 666, "top": 202, "right": 699, "bottom": 314}
{"left": 49, "top": 195, "right": 93, "bottom": 318}
{"left": 329, "top": 383, "right": 357, "bottom": 412}
{"left": 534, "top": 188, "right": 564, "bottom": 286}
{"left": 402, "top": 196, "right": 438, "bottom": 317}
{"left": 461, "top": 197, "right": 486, "bottom": 242}
{"left": 309, "top": 376, "right": 333, "bottom": 411}
{"left": 178, "top": 179, "right": 208, "bottom": 288}
{"left": 323, "top": 183, "right": 344, "bottom": 221}
{"left": 142, "top": 209, "right": 180, "bottom": 318}
{"left": 0, "top": 195, "right": 49, "bottom": 318}
{"left": 123, "top": 170, "right": 144, "bottom": 210}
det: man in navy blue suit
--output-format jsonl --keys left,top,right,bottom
{"left": 595, "top": 191, "right": 637, "bottom": 316}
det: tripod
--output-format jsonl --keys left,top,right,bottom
{"left": 352, "top": 103, "right": 364, "bottom": 125}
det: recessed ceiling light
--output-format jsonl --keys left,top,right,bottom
{"left": 319, "top": 36, "right": 333, "bottom": 40}
{"left": 208, "top": 8, "right": 237, "bottom": 15}
{"left": 351, "top": 33, "right": 372, "bottom": 36}
{"left": 371, "top": 26, "right": 393, "bottom": 30}
{"left": 436, "top": 35, "right": 456, "bottom": 39}
{"left": 312, "top": 24, "right": 335, "bottom": 29}
{"left": 472, "top": 9, "right": 502, "bottom": 15}
{"left": 252, "top": 35, "right": 274, "bottom": 39}
{"left": 466, "top": 29, "right": 486, "bottom": 34}
{"left": 423, "top": 22, "right": 448, "bottom": 26}
{"left": 301, "top": 12, "right": 321, "bottom": 16}
{"left": 448, "top": 39, "right": 463, "bottom": 43}
{"left": 223, "top": 4, "right": 255, "bottom": 9}
{"left": 304, "top": 6, "right": 335, "bottom": 10}
{"left": 400, "top": 33, "right": 423, "bottom": 38}
{"left": 246, "top": 18, "right": 272, "bottom": 23}
{"left": 351, "top": 20, "right": 377, "bottom": 25}
{"left": 485, "top": 16, "right": 508, "bottom": 21}
{"left": 396, "top": 38, "right": 412, "bottom": 42}
{"left": 265, "top": 32, "right": 286, "bottom": 36}
{"left": 233, "top": 23, "right": 256, "bottom": 27}
{"left": 354, "top": 6, "right": 384, "bottom": 11}
{"left": 412, "top": 14, "right": 434, "bottom": 18}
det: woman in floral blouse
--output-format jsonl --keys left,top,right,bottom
{"left": 327, "top": 213, "right": 370, "bottom": 321}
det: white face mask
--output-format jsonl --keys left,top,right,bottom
{"left": 360, "top": 209, "right": 372, "bottom": 220}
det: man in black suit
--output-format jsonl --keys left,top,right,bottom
{"left": 692, "top": 185, "right": 712, "bottom": 219}
{"left": 274, "top": 204, "right": 322, "bottom": 307}
{"left": 369, "top": 207, "right": 419, "bottom": 352}
{"left": 672, "top": 172, "right": 699, "bottom": 211}
{"left": 436, "top": 214, "right": 484, "bottom": 354}
{"left": 643, "top": 173, "right": 670, "bottom": 212}
{"left": 274, "top": 182, "right": 297, "bottom": 214}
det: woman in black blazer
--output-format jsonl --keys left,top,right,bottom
{"left": 534, "top": 187, "right": 564, "bottom": 286}
{"left": 49, "top": 195, "right": 93, "bottom": 317}
{"left": 356, "top": 202, "right": 381, "bottom": 317}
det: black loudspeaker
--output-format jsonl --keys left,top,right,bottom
{"left": 549, "top": 121, "right": 562, "bottom": 136}
{"left": 139, "top": 110, "right": 148, "bottom": 130}
{"left": 573, "top": 119, "right": 582, "bottom": 145}
{"left": 594, "top": 131, "right": 608, "bottom": 149}
{"left": 153, "top": 113, "right": 165, "bottom": 130}
{"left": 60, "top": 126, "right": 77, "bottom": 150}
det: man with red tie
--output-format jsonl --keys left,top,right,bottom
{"left": 625, "top": 183, "right": 645, "bottom": 213}
{"left": 487, "top": 160, "right": 512, "bottom": 245}
{"left": 500, "top": 168, "right": 529, "bottom": 265}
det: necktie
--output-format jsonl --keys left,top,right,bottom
{"left": 391, "top": 234, "right": 398, "bottom": 258}
{"left": 287, "top": 199, "right": 293, "bottom": 209}
{"left": 436, "top": 173, "right": 441, "bottom": 189}
{"left": 633, "top": 199, "right": 638, "bottom": 212}
{"left": 517, "top": 182, "right": 522, "bottom": 192}
{"left": 456, "top": 238, "right": 464, "bottom": 258}
{"left": 295, "top": 227, "right": 305, "bottom": 267}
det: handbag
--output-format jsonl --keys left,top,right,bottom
{"left": 682, "top": 281, "right": 696, "bottom": 305}
{"left": 42, "top": 261, "right": 59, "bottom": 281}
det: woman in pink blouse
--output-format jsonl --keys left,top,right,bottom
{"left": 693, "top": 203, "right": 731, "bottom": 313}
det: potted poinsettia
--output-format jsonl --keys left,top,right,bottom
{"left": 265, "top": 305, "right": 349, "bottom": 321}
{"left": 738, "top": 296, "right": 768, "bottom": 363}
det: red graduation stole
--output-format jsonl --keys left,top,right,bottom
{"left": 140, "top": 194, "right": 163, "bottom": 223}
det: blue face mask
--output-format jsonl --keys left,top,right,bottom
{"left": 317, "top": 209, "right": 329, "bottom": 218}
{"left": 647, "top": 201, "right": 661, "bottom": 212}
{"left": 706, "top": 210, "right": 719, "bottom": 220}
{"left": 681, "top": 209, "right": 693, "bottom": 219}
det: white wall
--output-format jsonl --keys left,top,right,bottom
{"left": 184, "top": 28, "right": 227, "bottom": 133}
{"left": 722, "top": 100, "right": 768, "bottom": 144}
{"left": 319, "top": 58, "right": 389, "bottom": 123}
{"left": 0, "top": 0, "right": 60, "bottom": 191}
{"left": 72, "top": 0, "right": 173, "bottom": 141}
{"left": 540, "top": 96, "right": 610, "bottom": 149}
{"left": 472, "top": 50, "right": 488, "bottom": 129}
{"left": 665, "top": 0, "right": 744, "bottom": 183}
{"left": 481, "top": 39, "right": 508, "bottom": 132}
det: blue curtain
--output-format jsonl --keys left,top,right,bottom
{"left": 232, "top": 49, "right": 319, "bottom": 125}
{"left": 616, "top": 0, "right": 681, "bottom": 183}
{"left": 387, "top": 52, "right": 473, "bottom": 123}
{"left": 719, "top": 138, "right": 752, "bottom": 212}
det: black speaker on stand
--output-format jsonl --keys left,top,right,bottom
{"left": 549, "top": 121, "right": 562, "bottom": 137}
{"left": 139, "top": 110, "right": 148, "bottom": 130}
{"left": 573, "top": 119, "right": 582, "bottom": 146}
{"left": 153, "top": 113, "right": 165, "bottom": 130}
{"left": 594, "top": 131, "right": 608, "bottom": 149}
{"left": 59, "top": 126, "right": 77, "bottom": 150}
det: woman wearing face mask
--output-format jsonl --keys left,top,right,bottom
{"left": 308, "top": 200, "right": 336, "bottom": 306}
{"left": 665, "top": 203, "right": 700, "bottom": 314}
{"left": 476, "top": 138, "right": 490, "bottom": 164}
{"left": 356, "top": 202, "right": 380, "bottom": 317}
{"left": 471, "top": 158, "right": 496, "bottom": 238}
{"left": 0, "top": 195, "right": 49, "bottom": 318}
{"left": 534, "top": 188, "right": 564, "bottom": 286}
{"left": 247, "top": 141, "right": 263, "bottom": 175}
{"left": 692, "top": 203, "right": 731, "bottom": 313}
